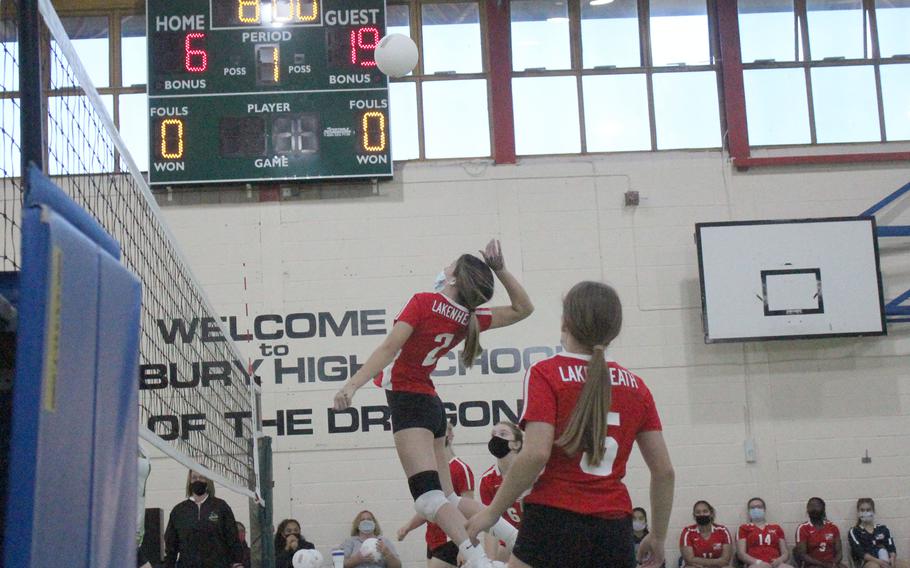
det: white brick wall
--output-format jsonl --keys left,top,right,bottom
{"left": 142, "top": 149, "right": 910, "bottom": 567}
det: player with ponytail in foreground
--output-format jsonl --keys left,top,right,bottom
{"left": 466, "top": 281, "right": 675, "bottom": 568}
{"left": 334, "top": 240, "right": 533, "bottom": 568}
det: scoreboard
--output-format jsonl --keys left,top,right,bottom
{"left": 146, "top": 0, "right": 392, "bottom": 186}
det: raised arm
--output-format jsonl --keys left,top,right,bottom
{"left": 334, "top": 321, "right": 413, "bottom": 410}
{"left": 479, "top": 240, "right": 534, "bottom": 330}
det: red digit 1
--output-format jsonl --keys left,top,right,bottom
{"left": 185, "top": 32, "right": 207, "bottom": 73}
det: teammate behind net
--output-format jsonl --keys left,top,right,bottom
{"left": 334, "top": 239, "right": 534, "bottom": 568}
{"left": 466, "top": 281, "right": 676, "bottom": 568}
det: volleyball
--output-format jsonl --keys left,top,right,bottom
{"left": 359, "top": 537, "right": 383, "bottom": 561}
{"left": 374, "top": 33, "right": 418, "bottom": 77}
{"left": 292, "top": 549, "right": 323, "bottom": 568}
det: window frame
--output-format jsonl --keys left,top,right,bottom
{"left": 722, "top": 0, "right": 910, "bottom": 168}
{"left": 6, "top": 0, "right": 909, "bottom": 171}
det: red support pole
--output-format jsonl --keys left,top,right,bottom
{"left": 716, "top": 0, "right": 750, "bottom": 162}
{"left": 485, "top": 0, "right": 516, "bottom": 165}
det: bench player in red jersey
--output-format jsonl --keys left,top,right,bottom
{"left": 794, "top": 498, "right": 847, "bottom": 568}
{"left": 479, "top": 421, "right": 524, "bottom": 562}
{"left": 737, "top": 498, "right": 795, "bottom": 568}
{"left": 466, "top": 281, "right": 675, "bottom": 568}
{"left": 334, "top": 240, "right": 533, "bottom": 568}
{"left": 679, "top": 500, "right": 734, "bottom": 568}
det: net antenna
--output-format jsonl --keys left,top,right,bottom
{"left": 2, "top": 0, "right": 263, "bottom": 501}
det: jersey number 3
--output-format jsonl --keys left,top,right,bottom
{"left": 422, "top": 333, "right": 455, "bottom": 366}
{"left": 579, "top": 412, "right": 621, "bottom": 476}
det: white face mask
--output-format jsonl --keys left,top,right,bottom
{"left": 632, "top": 520, "right": 647, "bottom": 532}
{"left": 749, "top": 508, "right": 766, "bottom": 522}
{"left": 433, "top": 270, "right": 448, "bottom": 292}
{"left": 860, "top": 511, "right": 875, "bottom": 522}
{"left": 359, "top": 520, "right": 375, "bottom": 534}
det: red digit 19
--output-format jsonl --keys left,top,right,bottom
{"left": 184, "top": 32, "right": 208, "bottom": 73}
{"left": 349, "top": 26, "right": 379, "bottom": 67}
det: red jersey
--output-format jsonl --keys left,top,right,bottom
{"left": 479, "top": 464, "right": 523, "bottom": 529}
{"left": 519, "top": 353, "right": 662, "bottom": 518}
{"left": 738, "top": 523, "right": 785, "bottom": 563}
{"left": 796, "top": 521, "right": 840, "bottom": 563}
{"left": 375, "top": 293, "right": 492, "bottom": 396}
{"left": 426, "top": 457, "right": 474, "bottom": 550}
{"left": 679, "top": 524, "right": 732, "bottom": 560}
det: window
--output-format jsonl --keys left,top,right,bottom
{"left": 649, "top": 0, "right": 712, "bottom": 66}
{"left": 421, "top": 3, "right": 482, "bottom": 74}
{"left": 119, "top": 93, "right": 149, "bottom": 172}
{"left": 422, "top": 79, "right": 490, "bottom": 158}
{"left": 581, "top": 0, "right": 640, "bottom": 69}
{"left": 121, "top": 15, "right": 146, "bottom": 88}
{"left": 880, "top": 63, "right": 910, "bottom": 140}
{"left": 738, "top": 0, "right": 799, "bottom": 63}
{"left": 811, "top": 66, "right": 880, "bottom": 143}
{"left": 744, "top": 68, "right": 811, "bottom": 145}
{"left": 582, "top": 74, "right": 650, "bottom": 152}
{"left": 389, "top": 82, "right": 419, "bottom": 160}
{"left": 806, "top": 0, "right": 867, "bottom": 60}
{"left": 56, "top": 17, "right": 110, "bottom": 89}
{"left": 652, "top": 71, "right": 721, "bottom": 149}
{"left": 513, "top": 76, "right": 579, "bottom": 155}
{"left": 876, "top": 0, "right": 910, "bottom": 58}
{"left": 510, "top": 0, "right": 571, "bottom": 71}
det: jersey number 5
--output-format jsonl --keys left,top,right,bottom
{"left": 422, "top": 333, "right": 455, "bottom": 366}
{"left": 579, "top": 412, "right": 621, "bottom": 476}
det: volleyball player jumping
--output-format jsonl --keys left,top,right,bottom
{"left": 334, "top": 239, "right": 533, "bottom": 568}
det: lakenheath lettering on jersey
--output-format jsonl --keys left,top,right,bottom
{"left": 557, "top": 359, "right": 639, "bottom": 388}
{"left": 431, "top": 298, "right": 470, "bottom": 325}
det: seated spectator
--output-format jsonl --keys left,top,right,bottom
{"left": 736, "top": 497, "right": 795, "bottom": 568}
{"left": 794, "top": 497, "right": 846, "bottom": 568}
{"left": 275, "top": 518, "right": 315, "bottom": 568}
{"left": 848, "top": 498, "right": 910, "bottom": 568}
{"left": 679, "top": 500, "right": 734, "bottom": 568}
{"left": 341, "top": 510, "right": 402, "bottom": 568}
{"left": 632, "top": 507, "right": 665, "bottom": 567}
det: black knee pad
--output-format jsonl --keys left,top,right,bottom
{"left": 407, "top": 470, "right": 442, "bottom": 500}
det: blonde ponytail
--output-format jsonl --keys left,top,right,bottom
{"left": 461, "top": 311, "right": 482, "bottom": 367}
{"left": 556, "top": 345, "right": 612, "bottom": 465}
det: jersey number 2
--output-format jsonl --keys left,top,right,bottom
{"left": 422, "top": 333, "right": 455, "bottom": 366}
{"left": 579, "top": 412, "right": 621, "bottom": 476}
